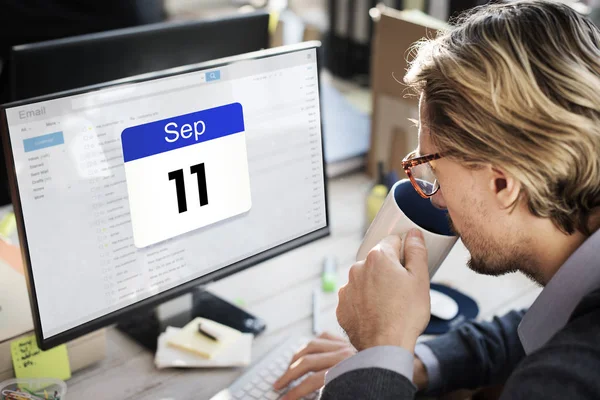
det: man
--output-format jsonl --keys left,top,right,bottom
{"left": 273, "top": 0, "right": 600, "bottom": 398}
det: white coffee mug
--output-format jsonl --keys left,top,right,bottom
{"left": 357, "top": 179, "right": 458, "bottom": 279}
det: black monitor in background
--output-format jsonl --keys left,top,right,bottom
{"left": 8, "top": 10, "right": 270, "bottom": 102}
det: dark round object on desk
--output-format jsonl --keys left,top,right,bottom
{"left": 424, "top": 283, "right": 479, "bottom": 335}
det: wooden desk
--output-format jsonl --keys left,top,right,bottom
{"left": 66, "top": 172, "right": 541, "bottom": 399}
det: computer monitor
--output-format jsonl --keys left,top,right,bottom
{"left": 8, "top": 11, "right": 270, "bottom": 102}
{"left": 0, "top": 42, "right": 328, "bottom": 350}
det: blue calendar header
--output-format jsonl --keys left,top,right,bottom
{"left": 121, "top": 102, "right": 245, "bottom": 163}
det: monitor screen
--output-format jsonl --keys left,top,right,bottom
{"left": 1, "top": 43, "right": 328, "bottom": 348}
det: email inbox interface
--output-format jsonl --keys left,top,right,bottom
{"left": 6, "top": 49, "right": 326, "bottom": 338}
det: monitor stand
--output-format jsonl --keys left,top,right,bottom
{"left": 116, "top": 287, "right": 266, "bottom": 351}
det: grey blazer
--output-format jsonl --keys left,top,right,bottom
{"left": 320, "top": 288, "right": 600, "bottom": 399}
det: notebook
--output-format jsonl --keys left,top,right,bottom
{"left": 156, "top": 326, "right": 252, "bottom": 369}
{"left": 166, "top": 317, "right": 243, "bottom": 359}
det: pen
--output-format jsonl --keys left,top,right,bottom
{"left": 312, "top": 287, "right": 321, "bottom": 335}
{"left": 198, "top": 323, "right": 220, "bottom": 341}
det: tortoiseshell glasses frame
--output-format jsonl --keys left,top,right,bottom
{"left": 401, "top": 150, "right": 443, "bottom": 198}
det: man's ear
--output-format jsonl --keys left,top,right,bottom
{"left": 489, "top": 167, "right": 521, "bottom": 209}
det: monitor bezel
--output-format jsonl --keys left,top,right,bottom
{"left": 0, "top": 41, "right": 330, "bottom": 350}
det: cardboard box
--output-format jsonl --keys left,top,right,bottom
{"left": 303, "top": 23, "right": 323, "bottom": 42}
{"left": 367, "top": 6, "right": 449, "bottom": 177}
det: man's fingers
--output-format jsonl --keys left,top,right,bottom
{"left": 370, "top": 235, "right": 403, "bottom": 263}
{"left": 288, "top": 338, "right": 349, "bottom": 366}
{"left": 274, "top": 351, "right": 349, "bottom": 390}
{"left": 318, "top": 331, "right": 347, "bottom": 342}
{"left": 403, "top": 228, "right": 429, "bottom": 280}
{"left": 280, "top": 370, "right": 326, "bottom": 400}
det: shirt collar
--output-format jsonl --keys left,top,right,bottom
{"left": 518, "top": 228, "right": 600, "bottom": 354}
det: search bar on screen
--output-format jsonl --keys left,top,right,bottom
{"left": 71, "top": 69, "right": 221, "bottom": 110}
{"left": 205, "top": 70, "right": 221, "bottom": 82}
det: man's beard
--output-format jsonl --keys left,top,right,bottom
{"left": 446, "top": 214, "right": 543, "bottom": 284}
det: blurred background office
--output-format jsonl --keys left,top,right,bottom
{"left": 0, "top": 0, "right": 166, "bottom": 104}
{"left": 0, "top": 0, "right": 595, "bottom": 207}
{"left": 0, "top": 0, "right": 596, "bottom": 101}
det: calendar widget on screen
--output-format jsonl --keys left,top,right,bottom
{"left": 121, "top": 102, "right": 251, "bottom": 248}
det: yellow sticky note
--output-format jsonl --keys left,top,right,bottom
{"left": 11, "top": 335, "right": 71, "bottom": 380}
{"left": 269, "top": 12, "right": 280, "bottom": 36}
{"left": 0, "top": 212, "right": 16, "bottom": 238}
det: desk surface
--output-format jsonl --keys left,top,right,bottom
{"left": 66, "top": 172, "right": 541, "bottom": 399}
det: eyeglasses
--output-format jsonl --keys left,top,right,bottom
{"left": 401, "top": 150, "right": 443, "bottom": 198}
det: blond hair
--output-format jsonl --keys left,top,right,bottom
{"left": 405, "top": 0, "right": 600, "bottom": 235}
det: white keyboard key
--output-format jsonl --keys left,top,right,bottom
{"left": 211, "top": 337, "right": 312, "bottom": 400}
{"left": 259, "top": 369, "right": 271, "bottom": 378}
{"left": 234, "top": 391, "right": 246, "bottom": 399}
{"left": 277, "top": 361, "right": 288, "bottom": 370}
{"left": 274, "top": 360, "right": 286, "bottom": 369}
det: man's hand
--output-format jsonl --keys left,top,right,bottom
{"left": 273, "top": 332, "right": 356, "bottom": 400}
{"left": 336, "top": 229, "right": 431, "bottom": 352}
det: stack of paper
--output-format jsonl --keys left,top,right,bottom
{"left": 155, "top": 318, "right": 253, "bottom": 369}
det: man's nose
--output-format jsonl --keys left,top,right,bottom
{"left": 430, "top": 190, "right": 447, "bottom": 210}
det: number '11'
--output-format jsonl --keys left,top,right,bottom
{"left": 168, "top": 163, "right": 208, "bottom": 213}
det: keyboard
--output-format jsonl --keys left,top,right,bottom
{"left": 210, "top": 336, "right": 319, "bottom": 400}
